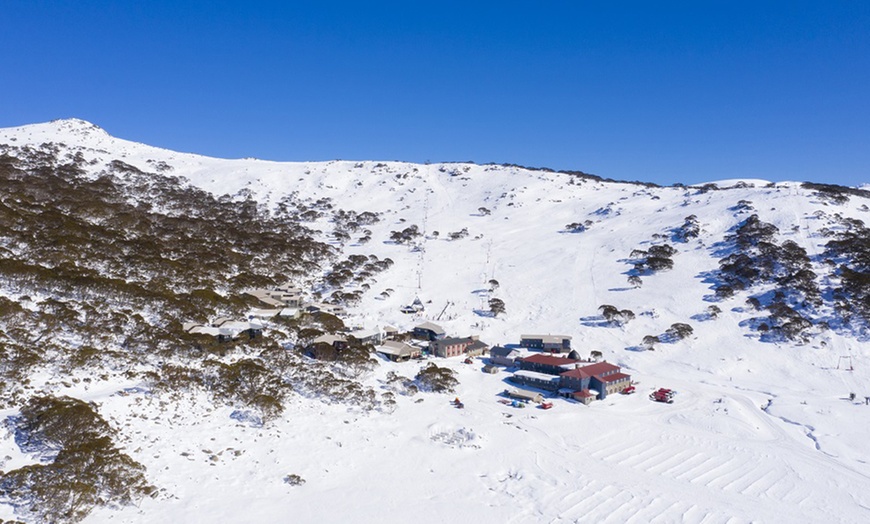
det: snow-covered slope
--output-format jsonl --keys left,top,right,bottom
{"left": 2, "top": 119, "right": 870, "bottom": 523}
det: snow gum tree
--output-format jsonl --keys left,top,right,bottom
{"left": 489, "top": 298, "right": 506, "bottom": 317}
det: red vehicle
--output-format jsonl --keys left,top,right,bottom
{"left": 649, "top": 388, "right": 675, "bottom": 403}
{"left": 539, "top": 402, "right": 554, "bottom": 410}
{"left": 621, "top": 386, "right": 636, "bottom": 395}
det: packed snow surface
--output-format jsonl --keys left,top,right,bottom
{"left": 2, "top": 119, "right": 870, "bottom": 523}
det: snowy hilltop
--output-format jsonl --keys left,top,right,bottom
{"left": 0, "top": 118, "right": 869, "bottom": 523}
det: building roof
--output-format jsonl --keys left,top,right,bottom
{"left": 595, "top": 372, "right": 631, "bottom": 383}
{"left": 560, "top": 367, "right": 592, "bottom": 380}
{"left": 578, "top": 362, "right": 621, "bottom": 376}
{"left": 187, "top": 319, "right": 262, "bottom": 338}
{"left": 220, "top": 320, "right": 263, "bottom": 330}
{"left": 561, "top": 361, "right": 621, "bottom": 379}
{"left": 521, "top": 334, "right": 572, "bottom": 343}
{"left": 521, "top": 354, "right": 581, "bottom": 367}
{"left": 188, "top": 326, "right": 222, "bottom": 337}
{"left": 376, "top": 340, "right": 417, "bottom": 357}
{"left": 349, "top": 328, "right": 380, "bottom": 340}
{"left": 574, "top": 389, "right": 596, "bottom": 398}
{"left": 415, "top": 321, "right": 445, "bottom": 335}
{"left": 379, "top": 340, "right": 407, "bottom": 349}
{"left": 311, "top": 334, "right": 347, "bottom": 346}
{"left": 261, "top": 296, "right": 286, "bottom": 307}
{"left": 243, "top": 289, "right": 287, "bottom": 307}
{"left": 514, "top": 370, "right": 562, "bottom": 383}
{"left": 275, "top": 284, "right": 301, "bottom": 294}
{"left": 506, "top": 388, "right": 544, "bottom": 401}
{"left": 218, "top": 321, "right": 264, "bottom": 337}
{"left": 248, "top": 308, "right": 282, "bottom": 318}
{"left": 305, "top": 302, "right": 346, "bottom": 315}
{"left": 466, "top": 340, "right": 489, "bottom": 351}
{"left": 490, "top": 346, "right": 519, "bottom": 358}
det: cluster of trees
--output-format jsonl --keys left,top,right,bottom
{"left": 803, "top": 182, "right": 870, "bottom": 205}
{"left": 321, "top": 254, "right": 393, "bottom": 305}
{"left": 0, "top": 396, "right": 154, "bottom": 523}
{"left": 488, "top": 298, "right": 506, "bottom": 317}
{"left": 389, "top": 224, "right": 421, "bottom": 244}
{"left": 715, "top": 214, "right": 820, "bottom": 341}
{"left": 642, "top": 323, "right": 693, "bottom": 350}
{"left": 0, "top": 148, "right": 333, "bottom": 311}
{"left": 731, "top": 199, "right": 755, "bottom": 212}
{"left": 664, "top": 323, "right": 694, "bottom": 341}
{"left": 629, "top": 243, "right": 676, "bottom": 276}
{"left": 671, "top": 215, "right": 700, "bottom": 242}
{"left": 308, "top": 340, "right": 378, "bottom": 379}
{"left": 448, "top": 227, "right": 469, "bottom": 241}
{"left": 757, "top": 299, "right": 815, "bottom": 342}
{"left": 822, "top": 217, "right": 870, "bottom": 326}
{"left": 564, "top": 220, "right": 592, "bottom": 233}
{"left": 383, "top": 371, "right": 419, "bottom": 397}
{"left": 0, "top": 146, "right": 360, "bottom": 406}
{"left": 599, "top": 305, "right": 635, "bottom": 326}
{"left": 414, "top": 363, "right": 459, "bottom": 393}
{"left": 331, "top": 208, "right": 379, "bottom": 244}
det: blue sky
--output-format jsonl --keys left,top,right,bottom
{"left": 2, "top": 1, "right": 869, "bottom": 186}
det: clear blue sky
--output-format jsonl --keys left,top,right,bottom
{"left": 3, "top": 1, "right": 869, "bottom": 186}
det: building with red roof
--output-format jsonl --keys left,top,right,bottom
{"left": 558, "top": 361, "right": 631, "bottom": 399}
{"left": 511, "top": 358, "right": 632, "bottom": 401}
{"left": 518, "top": 354, "right": 582, "bottom": 375}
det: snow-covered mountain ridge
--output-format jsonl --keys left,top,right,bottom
{"left": 1, "top": 119, "right": 870, "bottom": 523}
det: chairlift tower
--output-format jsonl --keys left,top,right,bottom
{"left": 837, "top": 355, "right": 854, "bottom": 371}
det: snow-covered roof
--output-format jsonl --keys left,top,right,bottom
{"left": 376, "top": 340, "right": 417, "bottom": 357}
{"left": 189, "top": 326, "right": 222, "bottom": 337}
{"left": 311, "top": 334, "right": 347, "bottom": 346}
{"left": 505, "top": 388, "right": 544, "bottom": 401}
{"left": 219, "top": 321, "right": 263, "bottom": 337}
{"left": 415, "top": 321, "right": 445, "bottom": 334}
{"left": 248, "top": 308, "right": 281, "bottom": 318}
{"left": 350, "top": 327, "right": 380, "bottom": 340}
{"left": 514, "top": 370, "right": 561, "bottom": 383}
